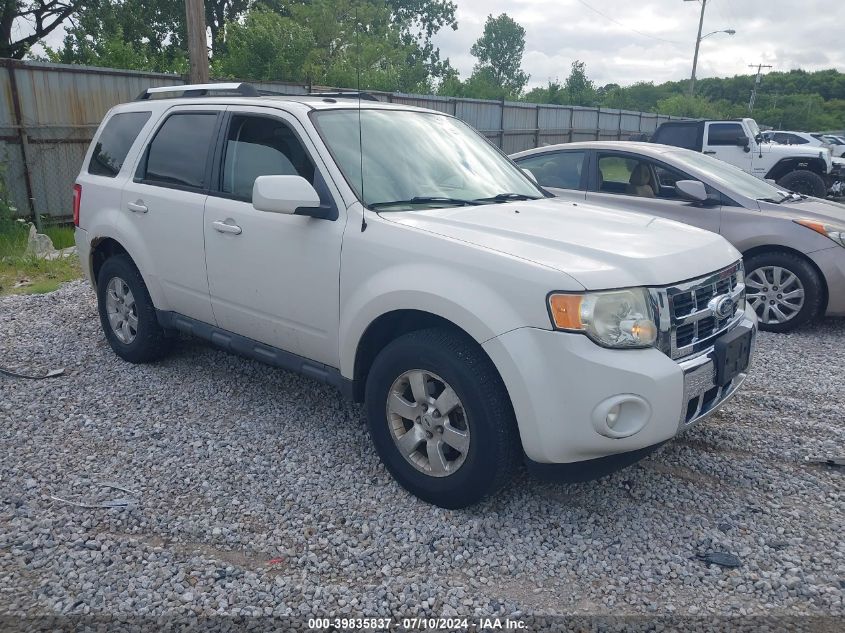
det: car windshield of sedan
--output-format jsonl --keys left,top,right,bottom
{"left": 312, "top": 109, "right": 542, "bottom": 210}
{"left": 667, "top": 149, "right": 793, "bottom": 202}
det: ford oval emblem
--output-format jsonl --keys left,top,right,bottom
{"left": 709, "top": 295, "right": 735, "bottom": 319}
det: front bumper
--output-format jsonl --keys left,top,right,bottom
{"left": 482, "top": 305, "right": 757, "bottom": 465}
{"left": 809, "top": 245, "right": 845, "bottom": 316}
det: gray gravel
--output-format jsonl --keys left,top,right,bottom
{"left": 1, "top": 281, "right": 842, "bottom": 627}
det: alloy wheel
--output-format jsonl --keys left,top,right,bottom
{"left": 105, "top": 276, "right": 138, "bottom": 344}
{"left": 385, "top": 369, "right": 470, "bottom": 477}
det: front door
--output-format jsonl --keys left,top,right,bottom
{"left": 203, "top": 107, "right": 345, "bottom": 366}
{"left": 703, "top": 122, "right": 754, "bottom": 174}
{"left": 586, "top": 152, "right": 722, "bottom": 234}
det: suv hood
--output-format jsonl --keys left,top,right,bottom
{"left": 382, "top": 198, "right": 740, "bottom": 289}
{"left": 762, "top": 142, "right": 832, "bottom": 169}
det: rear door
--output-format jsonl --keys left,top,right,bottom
{"left": 585, "top": 151, "right": 722, "bottom": 233}
{"left": 512, "top": 150, "right": 587, "bottom": 201}
{"left": 703, "top": 122, "right": 753, "bottom": 173}
{"left": 121, "top": 106, "right": 222, "bottom": 324}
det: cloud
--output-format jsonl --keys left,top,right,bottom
{"left": 434, "top": 0, "right": 845, "bottom": 87}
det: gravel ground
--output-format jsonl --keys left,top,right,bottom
{"left": 1, "top": 281, "right": 842, "bottom": 630}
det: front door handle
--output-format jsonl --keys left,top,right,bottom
{"left": 212, "top": 220, "right": 242, "bottom": 235}
{"left": 127, "top": 201, "right": 148, "bottom": 213}
{"left": 703, "top": 150, "right": 717, "bottom": 155}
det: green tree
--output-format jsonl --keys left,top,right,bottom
{"left": 214, "top": 9, "right": 313, "bottom": 82}
{"left": 563, "top": 60, "right": 596, "bottom": 106}
{"left": 1, "top": 1, "right": 82, "bottom": 59}
{"left": 469, "top": 13, "right": 529, "bottom": 98}
{"left": 655, "top": 94, "right": 724, "bottom": 119}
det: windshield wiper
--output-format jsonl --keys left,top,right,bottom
{"left": 473, "top": 192, "right": 541, "bottom": 203}
{"left": 757, "top": 197, "right": 785, "bottom": 204}
{"left": 368, "top": 196, "right": 481, "bottom": 210}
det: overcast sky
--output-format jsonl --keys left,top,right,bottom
{"left": 435, "top": 0, "right": 845, "bottom": 88}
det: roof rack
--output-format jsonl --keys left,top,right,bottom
{"left": 309, "top": 90, "right": 381, "bottom": 102}
{"left": 135, "top": 82, "right": 262, "bottom": 100}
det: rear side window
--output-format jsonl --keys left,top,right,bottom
{"left": 707, "top": 123, "right": 745, "bottom": 146}
{"left": 140, "top": 112, "right": 218, "bottom": 189}
{"left": 654, "top": 124, "right": 699, "bottom": 150}
{"left": 515, "top": 151, "right": 586, "bottom": 190}
{"left": 88, "top": 111, "right": 151, "bottom": 177}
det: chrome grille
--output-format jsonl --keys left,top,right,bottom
{"left": 652, "top": 262, "right": 746, "bottom": 360}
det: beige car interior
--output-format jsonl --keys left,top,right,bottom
{"left": 626, "top": 163, "right": 656, "bottom": 198}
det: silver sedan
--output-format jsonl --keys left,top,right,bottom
{"left": 511, "top": 141, "right": 845, "bottom": 332}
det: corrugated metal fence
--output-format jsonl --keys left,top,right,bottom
{"left": 0, "top": 59, "right": 682, "bottom": 222}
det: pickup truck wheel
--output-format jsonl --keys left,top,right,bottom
{"left": 365, "top": 328, "right": 519, "bottom": 508}
{"left": 776, "top": 170, "right": 827, "bottom": 197}
{"left": 744, "top": 251, "right": 824, "bottom": 332}
{"left": 96, "top": 254, "right": 171, "bottom": 363}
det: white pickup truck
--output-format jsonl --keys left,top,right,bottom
{"left": 74, "top": 83, "right": 757, "bottom": 508}
{"left": 652, "top": 117, "right": 840, "bottom": 198}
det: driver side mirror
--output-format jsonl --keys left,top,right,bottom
{"left": 522, "top": 167, "right": 538, "bottom": 183}
{"left": 252, "top": 175, "right": 326, "bottom": 218}
{"left": 675, "top": 180, "right": 709, "bottom": 203}
{"left": 736, "top": 136, "right": 751, "bottom": 152}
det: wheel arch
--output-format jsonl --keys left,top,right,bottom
{"left": 89, "top": 236, "right": 130, "bottom": 289}
{"left": 350, "top": 309, "right": 510, "bottom": 404}
{"left": 765, "top": 157, "right": 828, "bottom": 181}
{"left": 742, "top": 244, "right": 829, "bottom": 314}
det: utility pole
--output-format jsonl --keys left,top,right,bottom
{"left": 686, "top": 0, "right": 707, "bottom": 98}
{"left": 185, "top": 0, "right": 209, "bottom": 84}
{"left": 747, "top": 63, "right": 773, "bottom": 113}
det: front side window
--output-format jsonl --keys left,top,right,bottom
{"left": 312, "top": 109, "right": 541, "bottom": 210}
{"left": 707, "top": 123, "right": 746, "bottom": 146}
{"left": 515, "top": 151, "right": 586, "bottom": 190}
{"left": 89, "top": 111, "right": 151, "bottom": 177}
{"left": 140, "top": 112, "right": 218, "bottom": 189}
{"left": 221, "top": 115, "right": 315, "bottom": 200}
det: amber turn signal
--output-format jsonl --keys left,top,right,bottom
{"left": 548, "top": 294, "right": 584, "bottom": 330}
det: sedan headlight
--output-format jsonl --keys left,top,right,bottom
{"left": 794, "top": 219, "right": 845, "bottom": 248}
{"left": 548, "top": 288, "right": 658, "bottom": 348}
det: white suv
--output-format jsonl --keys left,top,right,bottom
{"left": 74, "top": 83, "right": 757, "bottom": 508}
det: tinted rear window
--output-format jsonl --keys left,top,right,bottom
{"left": 141, "top": 113, "right": 218, "bottom": 189}
{"left": 654, "top": 124, "right": 700, "bottom": 150}
{"left": 88, "top": 111, "right": 151, "bottom": 177}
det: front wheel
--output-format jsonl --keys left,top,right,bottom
{"left": 365, "top": 328, "right": 520, "bottom": 508}
{"left": 776, "top": 170, "right": 827, "bottom": 198}
{"left": 744, "top": 251, "right": 824, "bottom": 332}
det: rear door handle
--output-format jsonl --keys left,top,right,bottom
{"left": 212, "top": 220, "right": 242, "bottom": 235}
{"left": 127, "top": 201, "right": 148, "bottom": 213}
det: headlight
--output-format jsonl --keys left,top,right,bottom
{"left": 548, "top": 288, "right": 658, "bottom": 348}
{"left": 794, "top": 219, "right": 845, "bottom": 248}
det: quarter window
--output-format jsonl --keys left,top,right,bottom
{"left": 88, "top": 111, "right": 151, "bottom": 177}
{"left": 140, "top": 113, "right": 218, "bottom": 189}
{"left": 707, "top": 123, "right": 746, "bottom": 146}
{"left": 515, "top": 152, "right": 586, "bottom": 190}
{"left": 220, "top": 115, "right": 315, "bottom": 200}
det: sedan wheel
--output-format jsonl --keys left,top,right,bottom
{"left": 746, "top": 265, "right": 805, "bottom": 326}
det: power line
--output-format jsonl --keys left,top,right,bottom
{"left": 574, "top": 0, "right": 681, "bottom": 44}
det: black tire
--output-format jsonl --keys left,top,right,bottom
{"left": 744, "top": 250, "right": 824, "bottom": 333}
{"left": 365, "top": 328, "right": 520, "bottom": 508}
{"left": 96, "top": 254, "right": 171, "bottom": 363}
{"left": 776, "top": 170, "right": 827, "bottom": 198}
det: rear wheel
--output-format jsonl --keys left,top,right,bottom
{"left": 365, "top": 328, "right": 520, "bottom": 508}
{"left": 744, "top": 251, "right": 824, "bottom": 332}
{"left": 776, "top": 170, "right": 827, "bottom": 198}
{"left": 96, "top": 254, "right": 171, "bottom": 363}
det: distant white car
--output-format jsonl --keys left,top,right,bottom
{"left": 818, "top": 134, "right": 845, "bottom": 158}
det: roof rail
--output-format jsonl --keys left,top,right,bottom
{"left": 135, "top": 82, "right": 261, "bottom": 100}
{"left": 309, "top": 90, "right": 381, "bottom": 102}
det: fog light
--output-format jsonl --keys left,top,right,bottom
{"left": 592, "top": 395, "right": 651, "bottom": 438}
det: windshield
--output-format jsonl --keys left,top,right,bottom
{"left": 667, "top": 149, "right": 792, "bottom": 201}
{"left": 312, "top": 109, "right": 541, "bottom": 209}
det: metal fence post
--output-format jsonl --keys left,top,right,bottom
{"left": 534, "top": 104, "right": 541, "bottom": 148}
{"left": 499, "top": 98, "right": 506, "bottom": 149}
{"left": 4, "top": 60, "right": 40, "bottom": 231}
